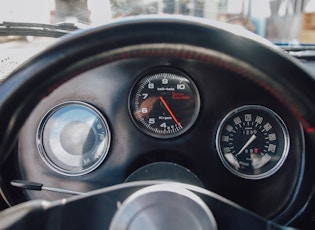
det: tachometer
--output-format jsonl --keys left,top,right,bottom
{"left": 129, "top": 69, "right": 200, "bottom": 138}
{"left": 216, "top": 105, "right": 290, "bottom": 179}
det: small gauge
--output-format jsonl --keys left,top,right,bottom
{"left": 37, "top": 101, "right": 111, "bottom": 176}
{"left": 129, "top": 69, "right": 200, "bottom": 138}
{"left": 216, "top": 105, "right": 290, "bottom": 179}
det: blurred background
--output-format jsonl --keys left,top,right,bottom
{"left": 1, "top": 0, "right": 315, "bottom": 43}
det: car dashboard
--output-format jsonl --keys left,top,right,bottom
{"left": 0, "top": 17, "right": 315, "bottom": 229}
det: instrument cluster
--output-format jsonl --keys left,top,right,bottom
{"left": 15, "top": 57, "right": 304, "bottom": 218}
{"left": 36, "top": 68, "right": 291, "bottom": 181}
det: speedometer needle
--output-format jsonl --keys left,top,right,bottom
{"left": 235, "top": 134, "right": 257, "bottom": 157}
{"left": 159, "top": 96, "right": 182, "bottom": 127}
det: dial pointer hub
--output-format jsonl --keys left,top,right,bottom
{"left": 235, "top": 134, "right": 257, "bottom": 158}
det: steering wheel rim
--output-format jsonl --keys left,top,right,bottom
{"left": 1, "top": 16, "right": 315, "bottom": 153}
{"left": 0, "top": 16, "right": 315, "bottom": 226}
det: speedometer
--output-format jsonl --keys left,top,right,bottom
{"left": 216, "top": 105, "right": 290, "bottom": 179}
{"left": 129, "top": 69, "right": 200, "bottom": 138}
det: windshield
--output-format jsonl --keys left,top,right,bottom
{"left": 1, "top": 0, "right": 315, "bottom": 81}
{"left": 1, "top": 0, "right": 315, "bottom": 43}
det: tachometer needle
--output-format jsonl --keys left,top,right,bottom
{"left": 159, "top": 96, "right": 182, "bottom": 127}
{"left": 235, "top": 134, "right": 257, "bottom": 157}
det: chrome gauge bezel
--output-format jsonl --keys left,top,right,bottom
{"left": 36, "top": 101, "right": 111, "bottom": 176}
{"left": 215, "top": 105, "right": 290, "bottom": 180}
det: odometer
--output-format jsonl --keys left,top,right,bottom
{"left": 129, "top": 69, "right": 200, "bottom": 138}
{"left": 216, "top": 105, "right": 290, "bottom": 179}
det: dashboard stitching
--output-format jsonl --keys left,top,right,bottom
{"left": 55, "top": 44, "right": 314, "bottom": 133}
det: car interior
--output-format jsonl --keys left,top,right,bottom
{"left": 1, "top": 9, "right": 315, "bottom": 230}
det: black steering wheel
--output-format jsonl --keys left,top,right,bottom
{"left": 1, "top": 16, "right": 315, "bottom": 229}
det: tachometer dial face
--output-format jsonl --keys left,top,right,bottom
{"left": 216, "top": 105, "right": 290, "bottom": 179}
{"left": 129, "top": 69, "right": 200, "bottom": 138}
{"left": 37, "top": 101, "right": 111, "bottom": 176}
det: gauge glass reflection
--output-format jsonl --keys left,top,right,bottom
{"left": 37, "top": 101, "right": 111, "bottom": 176}
{"left": 216, "top": 105, "right": 290, "bottom": 179}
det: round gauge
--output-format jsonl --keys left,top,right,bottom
{"left": 216, "top": 105, "right": 290, "bottom": 179}
{"left": 129, "top": 69, "right": 200, "bottom": 138}
{"left": 37, "top": 101, "right": 111, "bottom": 176}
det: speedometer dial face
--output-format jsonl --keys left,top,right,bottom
{"left": 129, "top": 69, "right": 200, "bottom": 138}
{"left": 216, "top": 105, "right": 290, "bottom": 179}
